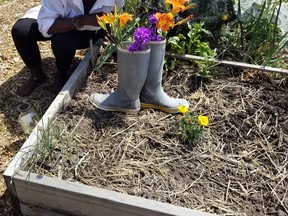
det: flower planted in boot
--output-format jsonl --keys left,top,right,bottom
{"left": 89, "top": 42, "right": 150, "bottom": 114}
{"left": 139, "top": 0, "right": 193, "bottom": 113}
{"left": 91, "top": 7, "right": 150, "bottom": 114}
{"left": 91, "top": 1, "right": 193, "bottom": 114}
{"left": 140, "top": 40, "right": 189, "bottom": 113}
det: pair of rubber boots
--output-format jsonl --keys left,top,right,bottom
{"left": 89, "top": 41, "right": 189, "bottom": 114}
{"left": 16, "top": 67, "right": 67, "bottom": 97}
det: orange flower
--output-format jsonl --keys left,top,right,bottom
{"left": 165, "top": 0, "right": 195, "bottom": 14}
{"left": 119, "top": 13, "right": 133, "bottom": 28}
{"left": 97, "top": 13, "right": 116, "bottom": 26}
{"left": 96, "top": 15, "right": 108, "bottom": 30}
{"left": 155, "top": 12, "right": 174, "bottom": 32}
{"left": 95, "top": 5, "right": 133, "bottom": 47}
{"left": 175, "top": 14, "right": 193, "bottom": 26}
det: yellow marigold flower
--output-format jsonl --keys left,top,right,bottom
{"left": 178, "top": 105, "right": 188, "bottom": 114}
{"left": 119, "top": 13, "right": 133, "bottom": 28}
{"left": 197, "top": 115, "right": 209, "bottom": 127}
{"left": 165, "top": 0, "right": 194, "bottom": 14}
{"left": 155, "top": 12, "right": 174, "bottom": 32}
{"left": 222, "top": 15, "right": 228, "bottom": 21}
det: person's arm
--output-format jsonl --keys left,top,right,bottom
{"left": 47, "top": 13, "right": 103, "bottom": 34}
{"left": 38, "top": 0, "right": 122, "bottom": 37}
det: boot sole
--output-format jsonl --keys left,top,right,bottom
{"left": 89, "top": 97, "right": 140, "bottom": 115}
{"left": 141, "top": 103, "right": 178, "bottom": 113}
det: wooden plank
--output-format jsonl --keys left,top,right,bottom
{"left": 14, "top": 171, "right": 215, "bottom": 216}
{"left": 166, "top": 52, "right": 288, "bottom": 75}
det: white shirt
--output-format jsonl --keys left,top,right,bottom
{"left": 22, "top": 0, "right": 124, "bottom": 38}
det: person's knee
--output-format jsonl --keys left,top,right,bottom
{"left": 12, "top": 19, "right": 36, "bottom": 41}
{"left": 11, "top": 20, "right": 25, "bottom": 39}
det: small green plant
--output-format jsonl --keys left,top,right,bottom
{"left": 25, "top": 119, "right": 60, "bottom": 173}
{"left": 167, "top": 22, "right": 216, "bottom": 76}
{"left": 177, "top": 105, "right": 209, "bottom": 145}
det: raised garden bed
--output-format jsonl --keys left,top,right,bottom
{"left": 27, "top": 59, "right": 288, "bottom": 215}
{"left": 5, "top": 45, "right": 288, "bottom": 215}
{"left": 3, "top": 43, "right": 216, "bottom": 216}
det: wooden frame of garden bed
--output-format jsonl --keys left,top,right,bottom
{"left": 3, "top": 42, "right": 215, "bottom": 216}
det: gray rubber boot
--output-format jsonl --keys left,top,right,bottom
{"left": 90, "top": 42, "right": 150, "bottom": 114}
{"left": 140, "top": 40, "right": 189, "bottom": 113}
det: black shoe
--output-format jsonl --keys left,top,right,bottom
{"left": 16, "top": 75, "right": 47, "bottom": 97}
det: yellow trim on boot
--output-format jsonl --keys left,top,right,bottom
{"left": 140, "top": 102, "right": 177, "bottom": 113}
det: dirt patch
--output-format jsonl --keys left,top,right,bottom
{"left": 27, "top": 58, "right": 288, "bottom": 215}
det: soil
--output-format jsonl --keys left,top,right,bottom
{"left": 28, "top": 57, "right": 288, "bottom": 216}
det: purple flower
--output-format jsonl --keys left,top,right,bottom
{"left": 133, "top": 27, "right": 152, "bottom": 44}
{"left": 148, "top": 14, "right": 162, "bottom": 41}
{"left": 151, "top": 33, "right": 161, "bottom": 41}
{"left": 148, "top": 14, "right": 158, "bottom": 25}
{"left": 128, "top": 42, "right": 144, "bottom": 52}
{"left": 128, "top": 27, "right": 152, "bottom": 52}
{"left": 128, "top": 17, "right": 163, "bottom": 52}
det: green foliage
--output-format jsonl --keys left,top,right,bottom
{"left": 123, "top": 0, "right": 141, "bottom": 14}
{"left": 167, "top": 22, "right": 216, "bottom": 76}
{"left": 224, "top": 0, "right": 288, "bottom": 66}
{"left": 137, "top": 0, "right": 166, "bottom": 12}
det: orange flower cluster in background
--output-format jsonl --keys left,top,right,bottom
{"left": 165, "top": 0, "right": 195, "bottom": 14}
{"left": 154, "top": 12, "right": 174, "bottom": 33}
{"left": 153, "top": 0, "right": 195, "bottom": 33}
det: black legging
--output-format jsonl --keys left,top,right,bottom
{"left": 11, "top": 18, "right": 104, "bottom": 72}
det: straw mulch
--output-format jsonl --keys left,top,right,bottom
{"left": 28, "top": 56, "right": 288, "bottom": 216}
